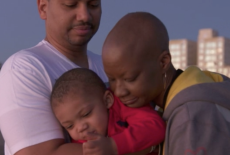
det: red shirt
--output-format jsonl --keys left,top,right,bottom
{"left": 73, "top": 94, "right": 165, "bottom": 155}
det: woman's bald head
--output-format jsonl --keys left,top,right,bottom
{"left": 102, "top": 12, "right": 169, "bottom": 60}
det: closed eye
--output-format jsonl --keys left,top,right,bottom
{"left": 83, "top": 111, "right": 91, "bottom": 117}
{"left": 65, "top": 124, "right": 73, "bottom": 130}
{"left": 63, "top": 2, "right": 77, "bottom": 8}
{"left": 124, "top": 76, "right": 137, "bottom": 82}
{"left": 109, "top": 78, "right": 115, "bottom": 82}
{"left": 89, "top": 1, "right": 100, "bottom": 8}
{"left": 65, "top": 4, "right": 76, "bottom": 8}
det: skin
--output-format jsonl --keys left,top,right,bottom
{"left": 53, "top": 89, "right": 119, "bottom": 155}
{"left": 38, "top": 0, "right": 101, "bottom": 68}
{"left": 54, "top": 90, "right": 112, "bottom": 141}
{"left": 15, "top": 0, "right": 101, "bottom": 155}
{"left": 102, "top": 12, "right": 177, "bottom": 109}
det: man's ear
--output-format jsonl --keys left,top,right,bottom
{"left": 158, "top": 50, "right": 171, "bottom": 74}
{"left": 103, "top": 90, "right": 114, "bottom": 109}
{"left": 37, "top": 0, "right": 48, "bottom": 20}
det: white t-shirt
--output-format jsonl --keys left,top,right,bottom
{"left": 0, "top": 40, "right": 108, "bottom": 155}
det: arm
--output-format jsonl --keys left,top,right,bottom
{"left": 112, "top": 104, "right": 166, "bottom": 155}
{"left": 164, "top": 103, "right": 230, "bottom": 155}
{"left": 15, "top": 139, "right": 83, "bottom": 155}
{"left": 0, "top": 57, "right": 82, "bottom": 155}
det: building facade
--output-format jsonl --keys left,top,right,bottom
{"left": 198, "top": 29, "right": 230, "bottom": 77}
{"left": 169, "top": 28, "right": 230, "bottom": 77}
{"left": 169, "top": 39, "right": 197, "bottom": 70}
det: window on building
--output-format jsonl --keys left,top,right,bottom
{"left": 199, "top": 55, "right": 204, "bottom": 60}
{"left": 170, "top": 44, "right": 180, "bottom": 50}
{"left": 206, "top": 49, "right": 215, "bottom": 54}
{"left": 199, "top": 50, "right": 204, "bottom": 54}
{"left": 199, "top": 43, "right": 204, "bottom": 49}
{"left": 219, "top": 68, "right": 223, "bottom": 73}
{"left": 218, "top": 48, "right": 223, "bottom": 53}
{"left": 209, "top": 68, "right": 217, "bottom": 72}
{"left": 199, "top": 62, "right": 204, "bottom": 66}
{"left": 205, "top": 55, "right": 216, "bottom": 61}
{"left": 206, "top": 42, "right": 216, "bottom": 48}
{"left": 206, "top": 62, "right": 214, "bottom": 67}
{"left": 218, "top": 41, "right": 223, "bottom": 48}
{"left": 182, "top": 44, "right": 186, "bottom": 50}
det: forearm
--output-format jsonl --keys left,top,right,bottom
{"left": 52, "top": 143, "right": 83, "bottom": 155}
{"left": 15, "top": 139, "right": 83, "bottom": 155}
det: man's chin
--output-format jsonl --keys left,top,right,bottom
{"left": 68, "top": 36, "right": 93, "bottom": 46}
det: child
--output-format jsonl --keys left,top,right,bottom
{"left": 51, "top": 68, "right": 165, "bottom": 155}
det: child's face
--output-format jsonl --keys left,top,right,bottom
{"left": 54, "top": 90, "right": 113, "bottom": 141}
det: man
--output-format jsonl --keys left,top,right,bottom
{"left": 0, "top": 0, "right": 107, "bottom": 155}
{"left": 102, "top": 12, "right": 230, "bottom": 155}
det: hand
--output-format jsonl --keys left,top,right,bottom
{"left": 83, "top": 132, "right": 118, "bottom": 155}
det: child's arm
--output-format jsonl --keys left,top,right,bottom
{"left": 112, "top": 105, "right": 166, "bottom": 155}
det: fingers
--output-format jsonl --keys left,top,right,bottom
{"left": 83, "top": 140, "right": 100, "bottom": 155}
{"left": 83, "top": 134, "right": 104, "bottom": 155}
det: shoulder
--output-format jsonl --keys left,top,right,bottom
{"left": 1, "top": 41, "right": 49, "bottom": 74}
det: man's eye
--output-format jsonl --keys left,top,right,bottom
{"left": 64, "top": 3, "right": 77, "bottom": 8}
{"left": 89, "top": 1, "right": 100, "bottom": 7}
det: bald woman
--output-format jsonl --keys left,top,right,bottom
{"left": 103, "top": 12, "right": 230, "bottom": 155}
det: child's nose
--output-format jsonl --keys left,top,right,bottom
{"left": 77, "top": 122, "right": 88, "bottom": 133}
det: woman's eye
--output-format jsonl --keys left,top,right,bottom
{"left": 109, "top": 78, "right": 115, "bottom": 82}
{"left": 125, "top": 77, "right": 135, "bottom": 82}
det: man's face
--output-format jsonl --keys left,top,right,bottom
{"left": 103, "top": 51, "right": 164, "bottom": 108}
{"left": 54, "top": 91, "right": 109, "bottom": 141}
{"left": 45, "top": 0, "right": 101, "bottom": 46}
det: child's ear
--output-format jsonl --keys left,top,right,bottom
{"left": 103, "top": 90, "right": 114, "bottom": 109}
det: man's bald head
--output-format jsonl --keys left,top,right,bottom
{"left": 102, "top": 12, "right": 169, "bottom": 60}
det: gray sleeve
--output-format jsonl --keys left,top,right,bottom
{"left": 164, "top": 102, "right": 230, "bottom": 155}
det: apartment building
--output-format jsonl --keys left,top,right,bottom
{"left": 169, "top": 39, "right": 197, "bottom": 70}
{"left": 169, "top": 28, "right": 230, "bottom": 77}
{"left": 198, "top": 29, "right": 230, "bottom": 77}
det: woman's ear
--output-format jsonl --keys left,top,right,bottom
{"left": 37, "top": 0, "right": 48, "bottom": 20}
{"left": 158, "top": 50, "right": 171, "bottom": 73}
{"left": 103, "top": 90, "right": 114, "bottom": 109}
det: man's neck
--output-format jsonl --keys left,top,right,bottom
{"left": 45, "top": 37, "right": 89, "bottom": 68}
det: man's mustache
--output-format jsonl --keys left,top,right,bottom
{"left": 72, "top": 22, "right": 93, "bottom": 28}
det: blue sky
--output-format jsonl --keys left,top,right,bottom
{"left": 0, "top": 0, "right": 230, "bottom": 63}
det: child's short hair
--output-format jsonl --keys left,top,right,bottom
{"left": 50, "top": 68, "right": 106, "bottom": 108}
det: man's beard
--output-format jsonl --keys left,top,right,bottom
{"left": 67, "top": 34, "right": 93, "bottom": 47}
